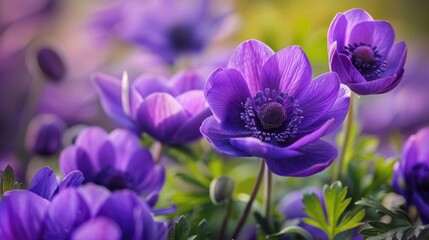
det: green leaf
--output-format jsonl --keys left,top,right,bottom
{"left": 2, "top": 165, "right": 15, "bottom": 193}
{"left": 267, "top": 226, "right": 313, "bottom": 240}
{"left": 356, "top": 197, "right": 429, "bottom": 239}
{"left": 303, "top": 182, "right": 364, "bottom": 240}
{"left": 169, "top": 216, "right": 192, "bottom": 240}
{"left": 193, "top": 220, "right": 211, "bottom": 240}
{"left": 176, "top": 173, "right": 209, "bottom": 189}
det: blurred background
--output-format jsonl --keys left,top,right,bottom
{"left": 1, "top": 0, "right": 429, "bottom": 234}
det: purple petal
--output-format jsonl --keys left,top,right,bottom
{"left": 108, "top": 129, "right": 141, "bottom": 170}
{"left": 343, "top": 8, "right": 373, "bottom": 37}
{"left": 338, "top": 54, "right": 366, "bottom": 83}
{"left": 96, "top": 140, "right": 116, "bottom": 170}
{"left": 60, "top": 146, "right": 79, "bottom": 175}
{"left": 298, "top": 73, "right": 340, "bottom": 128}
{"left": 205, "top": 68, "right": 251, "bottom": 131}
{"left": 327, "top": 13, "right": 347, "bottom": 49}
{"left": 347, "top": 75, "right": 398, "bottom": 95}
{"left": 383, "top": 41, "right": 407, "bottom": 77}
{"left": 169, "top": 70, "right": 205, "bottom": 95}
{"left": 413, "top": 194, "right": 429, "bottom": 224}
{"left": 71, "top": 217, "right": 122, "bottom": 240}
{"left": 75, "top": 127, "right": 109, "bottom": 170}
{"left": 176, "top": 90, "right": 207, "bottom": 116}
{"left": 77, "top": 184, "right": 111, "bottom": 216}
{"left": 136, "top": 93, "right": 188, "bottom": 143}
{"left": 125, "top": 148, "right": 155, "bottom": 188}
{"left": 171, "top": 108, "right": 212, "bottom": 143}
{"left": 200, "top": 116, "right": 251, "bottom": 157}
{"left": 403, "top": 128, "right": 429, "bottom": 174}
{"left": 227, "top": 39, "right": 275, "bottom": 95}
{"left": 43, "top": 189, "right": 91, "bottom": 239}
{"left": 92, "top": 73, "right": 135, "bottom": 129}
{"left": 265, "top": 140, "right": 337, "bottom": 177}
{"left": 261, "top": 46, "right": 312, "bottom": 98}
{"left": 28, "top": 166, "right": 58, "bottom": 200}
{"left": 348, "top": 21, "right": 395, "bottom": 58}
{"left": 329, "top": 42, "right": 353, "bottom": 83}
{"left": 133, "top": 74, "right": 171, "bottom": 97}
{"left": 303, "top": 84, "right": 351, "bottom": 134}
{"left": 138, "top": 165, "right": 165, "bottom": 196}
{"left": 74, "top": 147, "right": 96, "bottom": 179}
{"left": 58, "top": 171, "right": 85, "bottom": 191}
{"left": 97, "top": 191, "right": 145, "bottom": 240}
{"left": 229, "top": 137, "right": 302, "bottom": 160}
{"left": 0, "top": 191, "right": 49, "bottom": 240}
{"left": 289, "top": 119, "right": 335, "bottom": 150}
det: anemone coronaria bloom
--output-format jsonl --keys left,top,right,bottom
{"left": 59, "top": 127, "right": 164, "bottom": 199}
{"left": 93, "top": 70, "right": 211, "bottom": 144}
{"left": 328, "top": 8, "right": 407, "bottom": 95}
{"left": 201, "top": 40, "right": 350, "bottom": 177}
{"left": 393, "top": 127, "right": 429, "bottom": 224}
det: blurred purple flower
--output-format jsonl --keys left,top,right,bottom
{"left": 28, "top": 166, "right": 84, "bottom": 200}
{"left": 59, "top": 127, "right": 164, "bottom": 198}
{"left": 201, "top": 40, "right": 350, "bottom": 176}
{"left": 0, "top": 190, "right": 49, "bottom": 240}
{"left": 36, "top": 47, "right": 66, "bottom": 82}
{"left": 92, "top": 0, "right": 237, "bottom": 64}
{"left": 328, "top": 8, "right": 407, "bottom": 95}
{"left": 278, "top": 188, "right": 328, "bottom": 239}
{"left": 393, "top": 127, "right": 429, "bottom": 224}
{"left": 0, "top": 184, "right": 168, "bottom": 240}
{"left": 25, "top": 114, "right": 66, "bottom": 156}
{"left": 93, "top": 70, "right": 212, "bottom": 144}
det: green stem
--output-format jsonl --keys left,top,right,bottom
{"left": 218, "top": 199, "right": 233, "bottom": 240}
{"left": 332, "top": 92, "right": 356, "bottom": 181}
{"left": 231, "top": 159, "right": 265, "bottom": 239}
{"left": 263, "top": 162, "right": 272, "bottom": 219}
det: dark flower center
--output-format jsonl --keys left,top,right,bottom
{"left": 258, "top": 102, "right": 287, "bottom": 130}
{"left": 168, "top": 25, "right": 203, "bottom": 52}
{"left": 342, "top": 43, "right": 387, "bottom": 81}
{"left": 241, "top": 88, "right": 303, "bottom": 145}
{"left": 93, "top": 168, "right": 136, "bottom": 192}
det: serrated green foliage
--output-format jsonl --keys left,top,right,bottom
{"left": 303, "top": 182, "right": 365, "bottom": 240}
{"left": 356, "top": 198, "right": 429, "bottom": 240}
{"left": 168, "top": 216, "right": 211, "bottom": 240}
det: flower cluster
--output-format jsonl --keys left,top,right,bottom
{"left": 3, "top": 2, "right": 428, "bottom": 240}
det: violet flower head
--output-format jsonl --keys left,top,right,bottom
{"left": 92, "top": 0, "right": 236, "bottom": 64}
{"left": 0, "top": 190, "right": 50, "bottom": 240}
{"left": 393, "top": 127, "right": 429, "bottom": 224}
{"left": 278, "top": 188, "right": 327, "bottom": 239}
{"left": 25, "top": 114, "right": 66, "bottom": 156}
{"left": 93, "top": 70, "right": 212, "bottom": 144}
{"left": 59, "top": 127, "right": 164, "bottom": 198}
{"left": 328, "top": 8, "right": 407, "bottom": 95}
{"left": 201, "top": 40, "right": 350, "bottom": 177}
{"left": 28, "top": 166, "right": 84, "bottom": 201}
{"left": 42, "top": 184, "right": 168, "bottom": 240}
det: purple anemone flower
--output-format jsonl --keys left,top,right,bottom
{"left": 59, "top": 127, "right": 164, "bottom": 198}
{"left": 393, "top": 127, "right": 429, "bottom": 224}
{"left": 92, "top": 0, "right": 236, "bottom": 64}
{"left": 42, "top": 184, "right": 168, "bottom": 240}
{"left": 28, "top": 166, "right": 84, "bottom": 200}
{"left": 0, "top": 184, "right": 168, "bottom": 240}
{"left": 278, "top": 188, "right": 327, "bottom": 240}
{"left": 201, "top": 40, "right": 350, "bottom": 177}
{"left": 93, "top": 70, "right": 212, "bottom": 144}
{"left": 0, "top": 190, "right": 50, "bottom": 240}
{"left": 328, "top": 8, "right": 407, "bottom": 95}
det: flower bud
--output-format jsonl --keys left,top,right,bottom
{"left": 36, "top": 47, "right": 66, "bottom": 82}
{"left": 26, "top": 114, "right": 66, "bottom": 156}
{"left": 209, "top": 176, "right": 235, "bottom": 205}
